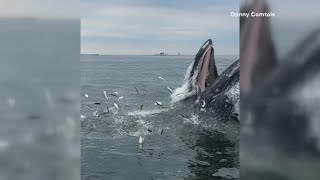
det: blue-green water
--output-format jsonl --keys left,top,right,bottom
{"left": 0, "top": 19, "right": 80, "bottom": 180}
{"left": 81, "top": 55, "right": 239, "bottom": 179}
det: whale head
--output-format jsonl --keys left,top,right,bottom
{"left": 189, "top": 39, "right": 218, "bottom": 93}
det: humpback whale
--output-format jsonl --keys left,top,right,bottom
{"left": 172, "top": 39, "right": 240, "bottom": 120}
{"left": 241, "top": 0, "right": 320, "bottom": 179}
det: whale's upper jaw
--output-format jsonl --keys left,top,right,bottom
{"left": 240, "top": 0, "right": 277, "bottom": 94}
{"left": 189, "top": 39, "right": 218, "bottom": 94}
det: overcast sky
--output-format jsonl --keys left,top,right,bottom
{"left": 1, "top": 0, "right": 319, "bottom": 56}
{"left": 0, "top": 0, "right": 78, "bottom": 19}
{"left": 81, "top": 0, "right": 239, "bottom": 55}
{"left": 265, "top": 0, "right": 320, "bottom": 58}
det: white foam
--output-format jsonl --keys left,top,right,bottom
{"left": 112, "top": 116, "right": 126, "bottom": 125}
{"left": 182, "top": 114, "right": 200, "bottom": 125}
{"left": 212, "top": 168, "right": 239, "bottom": 178}
{"left": 136, "top": 119, "right": 146, "bottom": 125}
{"left": 171, "top": 81, "right": 197, "bottom": 103}
{"left": 293, "top": 73, "right": 320, "bottom": 150}
{"left": 225, "top": 81, "right": 240, "bottom": 104}
{"left": 171, "top": 56, "right": 206, "bottom": 103}
{"left": 115, "top": 128, "right": 127, "bottom": 136}
{"left": 128, "top": 109, "right": 166, "bottom": 117}
{"left": 92, "top": 109, "right": 99, "bottom": 116}
{"left": 186, "top": 60, "right": 195, "bottom": 77}
{"left": 108, "top": 107, "right": 118, "bottom": 114}
{"left": 171, "top": 61, "right": 199, "bottom": 103}
{"left": 126, "top": 129, "right": 149, "bottom": 137}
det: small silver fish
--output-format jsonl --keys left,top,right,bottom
{"left": 158, "top": 76, "right": 166, "bottom": 81}
{"left": 111, "top": 92, "right": 119, "bottom": 97}
{"left": 139, "top": 136, "right": 145, "bottom": 149}
{"left": 103, "top": 90, "right": 108, "bottom": 100}
{"left": 154, "top": 101, "right": 163, "bottom": 106}
{"left": 114, "top": 103, "right": 119, "bottom": 109}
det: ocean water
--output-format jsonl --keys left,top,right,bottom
{"left": 0, "top": 19, "right": 80, "bottom": 179}
{"left": 81, "top": 55, "right": 239, "bottom": 179}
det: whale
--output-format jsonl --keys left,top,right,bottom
{"left": 172, "top": 39, "right": 240, "bottom": 121}
{"left": 199, "top": 59, "right": 239, "bottom": 120}
{"left": 240, "top": 0, "right": 320, "bottom": 179}
{"left": 241, "top": 0, "right": 320, "bottom": 155}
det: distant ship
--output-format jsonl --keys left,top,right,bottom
{"left": 154, "top": 52, "right": 168, "bottom": 56}
{"left": 153, "top": 52, "right": 181, "bottom": 56}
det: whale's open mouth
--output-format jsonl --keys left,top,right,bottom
{"left": 190, "top": 39, "right": 218, "bottom": 93}
{"left": 171, "top": 39, "right": 219, "bottom": 103}
{"left": 240, "top": 0, "right": 277, "bottom": 93}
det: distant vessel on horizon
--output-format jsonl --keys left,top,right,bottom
{"left": 154, "top": 52, "right": 168, "bottom": 56}
{"left": 154, "top": 52, "right": 181, "bottom": 56}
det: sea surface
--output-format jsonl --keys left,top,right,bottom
{"left": 81, "top": 55, "right": 239, "bottom": 179}
{"left": 0, "top": 19, "right": 80, "bottom": 179}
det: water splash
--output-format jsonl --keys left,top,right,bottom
{"left": 127, "top": 109, "right": 167, "bottom": 117}
{"left": 171, "top": 61, "right": 198, "bottom": 103}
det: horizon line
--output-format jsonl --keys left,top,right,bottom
{"left": 0, "top": 16, "right": 79, "bottom": 21}
{"left": 80, "top": 54, "right": 239, "bottom": 56}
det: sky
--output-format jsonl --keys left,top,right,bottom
{"left": 81, "top": 0, "right": 239, "bottom": 55}
{"left": 0, "top": 0, "right": 78, "bottom": 19}
{"left": 263, "top": 0, "right": 320, "bottom": 58}
{"left": 0, "top": 0, "right": 319, "bottom": 56}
